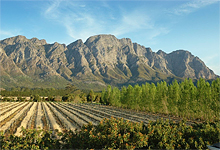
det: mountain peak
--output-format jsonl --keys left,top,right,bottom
{"left": 171, "top": 49, "right": 191, "bottom": 55}
{"left": 67, "top": 39, "right": 85, "bottom": 50}
{"left": 30, "top": 37, "right": 47, "bottom": 45}
{"left": 0, "top": 35, "right": 27, "bottom": 45}
{"left": 15, "top": 35, "right": 26, "bottom": 39}
{"left": 0, "top": 34, "right": 218, "bottom": 89}
{"left": 156, "top": 50, "right": 167, "bottom": 56}
{"left": 0, "top": 35, "right": 48, "bottom": 46}
{"left": 85, "top": 34, "right": 118, "bottom": 46}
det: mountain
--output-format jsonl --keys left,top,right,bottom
{"left": 0, "top": 35, "right": 218, "bottom": 90}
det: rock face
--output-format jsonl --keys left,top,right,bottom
{"left": 0, "top": 34, "right": 218, "bottom": 89}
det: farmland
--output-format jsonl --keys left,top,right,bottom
{"left": 0, "top": 102, "right": 219, "bottom": 149}
{"left": 0, "top": 102, "right": 168, "bottom": 135}
{"left": 0, "top": 78, "right": 219, "bottom": 149}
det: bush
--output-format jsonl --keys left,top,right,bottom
{"left": 63, "top": 117, "right": 148, "bottom": 149}
{"left": 1, "top": 118, "right": 219, "bottom": 149}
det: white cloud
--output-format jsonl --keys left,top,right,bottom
{"left": 112, "top": 10, "right": 153, "bottom": 36}
{"left": 0, "top": 29, "right": 21, "bottom": 39}
{"left": 149, "top": 27, "right": 170, "bottom": 40}
{"left": 41, "top": 0, "right": 218, "bottom": 44}
{"left": 44, "top": 0, "right": 62, "bottom": 19}
{"left": 42, "top": 1, "right": 169, "bottom": 42}
{"left": 172, "top": 0, "right": 219, "bottom": 15}
{"left": 0, "top": 30, "right": 14, "bottom": 37}
{"left": 109, "top": 8, "right": 170, "bottom": 42}
{"left": 42, "top": 0, "right": 218, "bottom": 44}
{"left": 43, "top": 1, "right": 104, "bottom": 41}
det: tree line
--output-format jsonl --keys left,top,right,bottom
{"left": 1, "top": 78, "right": 219, "bottom": 121}
{"left": 0, "top": 84, "right": 85, "bottom": 102}
{"left": 100, "top": 78, "right": 220, "bottom": 121}
{"left": 0, "top": 84, "right": 79, "bottom": 97}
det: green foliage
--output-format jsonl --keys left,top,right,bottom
{"left": 94, "top": 93, "right": 101, "bottom": 103}
{"left": 47, "top": 95, "right": 55, "bottom": 102}
{"left": 17, "top": 96, "right": 26, "bottom": 102}
{"left": 87, "top": 89, "right": 95, "bottom": 102}
{"left": 0, "top": 127, "right": 60, "bottom": 150}
{"left": 100, "top": 78, "right": 220, "bottom": 121}
{"left": 2, "top": 97, "right": 12, "bottom": 102}
{"left": 62, "top": 94, "right": 75, "bottom": 102}
{"left": 142, "top": 119, "right": 220, "bottom": 149}
{"left": 65, "top": 117, "right": 148, "bottom": 149}
{"left": 1, "top": 118, "right": 219, "bottom": 149}
{"left": 0, "top": 84, "right": 80, "bottom": 97}
{"left": 32, "top": 94, "right": 41, "bottom": 102}
{"left": 1, "top": 84, "right": 85, "bottom": 103}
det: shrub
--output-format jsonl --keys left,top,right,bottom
{"left": 1, "top": 118, "right": 219, "bottom": 149}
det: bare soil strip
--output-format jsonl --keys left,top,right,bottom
{"left": 0, "top": 102, "right": 201, "bottom": 134}
{"left": 0, "top": 102, "right": 29, "bottom": 127}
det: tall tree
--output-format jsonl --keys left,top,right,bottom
{"left": 87, "top": 89, "right": 95, "bottom": 102}
{"left": 124, "top": 85, "right": 134, "bottom": 109}
{"left": 101, "top": 89, "right": 106, "bottom": 104}
{"left": 109, "top": 87, "right": 121, "bottom": 107}
{"left": 133, "top": 84, "right": 142, "bottom": 110}
{"left": 140, "top": 83, "right": 150, "bottom": 111}
{"left": 167, "top": 79, "right": 180, "bottom": 115}
{"left": 149, "top": 83, "right": 156, "bottom": 112}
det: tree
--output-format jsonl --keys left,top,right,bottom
{"left": 211, "top": 78, "right": 220, "bottom": 101}
{"left": 124, "top": 85, "right": 134, "bottom": 109}
{"left": 167, "top": 79, "right": 180, "bottom": 115}
{"left": 109, "top": 87, "right": 121, "bottom": 107}
{"left": 65, "top": 84, "right": 77, "bottom": 93}
{"left": 87, "top": 90, "right": 95, "bottom": 102}
{"left": 48, "top": 95, "right": 55, "bottom": 102}
{"left": 140, "top": 83, "right": 150, "bottom": 111}
{"left": 17, "top": 96, "right": 25, "bottom": 102}
{"left": 94, "top": 93, "right": 101, "bottom": 103}
{"left": 210, "top": 78, "right": 220, "bottom": 119}
{"left": 133, "top": 84, "right": 142, "bottom": 110}
{"left": 62, "top": 94, "right": 74, "bottom": 102}
{"left": 120, "top": 86, "right": 127, "bottom": 106}
{"left": 33, "top": 94, "right": 41, "bottom": 102}
{"left": 100, "top": 89, "right": 106, "bottom": 104}
{"left": 103, "top": 85, "right": 112, "bottom": 105}
{"left": 149, "top": 83, "right": 156, "bottom": 112}
{"left": 79, "top": 93, "right": 87, "bottom": 103}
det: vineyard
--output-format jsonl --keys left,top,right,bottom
{"left": 0, "top": 102, "right": 166, "bottom": 134}
{"left": 0, "top": 102, "right": 219, "bottom": 149}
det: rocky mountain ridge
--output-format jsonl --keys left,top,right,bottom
{"left": 0, "top": 35, "right": 218, "bottom": 89}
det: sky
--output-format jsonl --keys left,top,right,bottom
{"left": 0, "top": 0, "right": 219, "bottom": 75}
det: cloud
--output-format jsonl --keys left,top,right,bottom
{"left": 42, "top": 0, "right": 218, "bottom": 43}
{"left": 172, "top": 0, "right": 219, "bottom": 15}
{"left": 44, "top": 0, "right": 62, "bottom": 18}
{"left": 43, "top": 1, "right": 104, "bottom": 41}
{"left": 42, "top": 0, "right": 217, "bottom": 44}
{"left": 42, "top": 1, "right": 168, "bottom": 42}
{"left": 112, "top": 9, "right": 153, "bottom": 36}
{"left": 0, "top": 29, "right": 21, "bottom": 39}
{"left": 148, "top": 27, "right": 170, "bottom": 39}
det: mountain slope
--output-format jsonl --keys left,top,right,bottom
{"left": 0, "top": 35, "right": 218, "bottom": 89}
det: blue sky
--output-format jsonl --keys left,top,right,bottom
{"left": 0, "top": 0, "right": 219, "bottom": 75}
